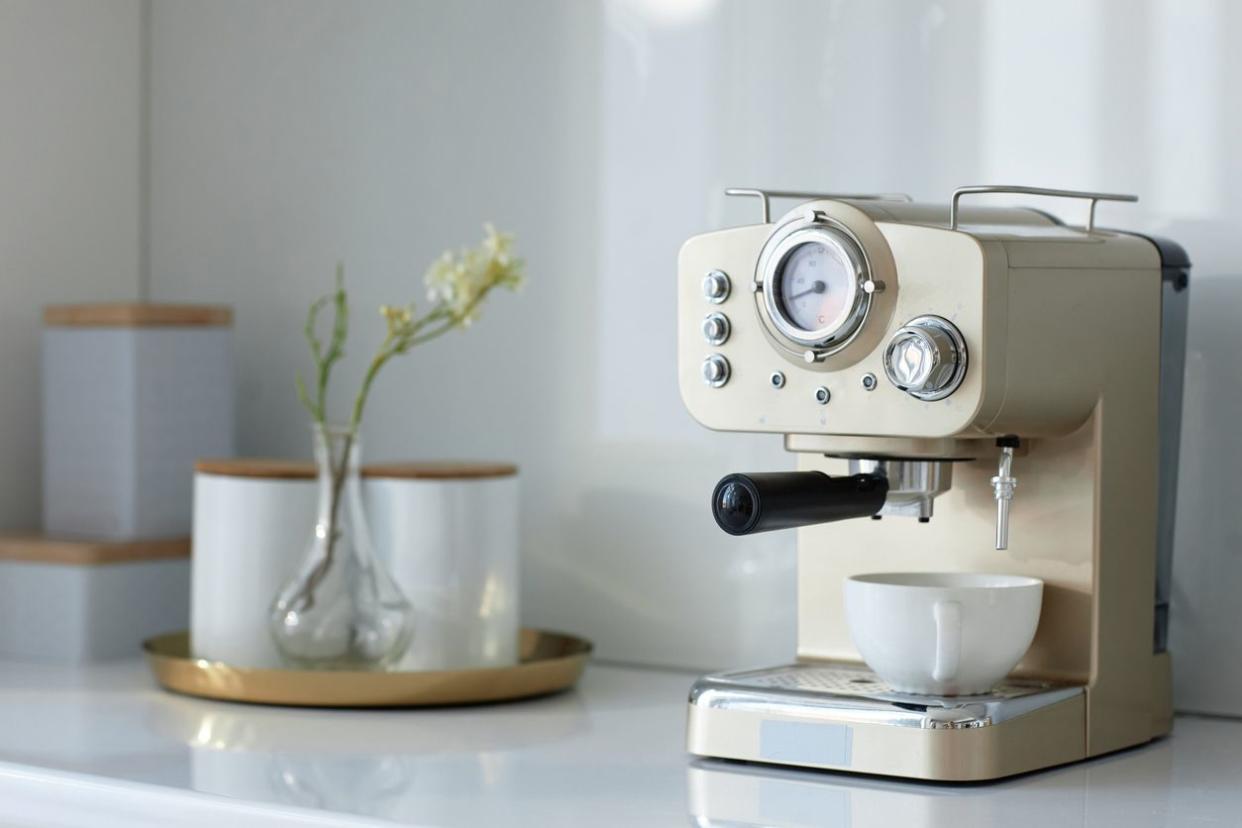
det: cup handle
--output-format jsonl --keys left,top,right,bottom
{"left": 932, "top": 600, "right": 961, "bottom": 683}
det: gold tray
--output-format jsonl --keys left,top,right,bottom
{"left": 144, "top": 628, "right": 592, "bottom": 708}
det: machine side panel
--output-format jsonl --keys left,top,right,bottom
{"left": 1147, "top": 237, "right": 1191, "bottom": 653}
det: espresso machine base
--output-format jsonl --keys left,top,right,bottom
{"left": 687, "top": 659, "right": 1171, "bottom": 781}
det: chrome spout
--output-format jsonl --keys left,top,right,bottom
{"left": 991, "top": 445, "right": 1018, "bottom": 549}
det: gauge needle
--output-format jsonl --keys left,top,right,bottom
{"left": 788, "top": 280, "right": 827, "bottom": 301}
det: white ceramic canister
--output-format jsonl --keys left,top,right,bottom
{"left": 365, "top": 462, "right": 520, "bottom": 670}
{"left": 191, "top": 459, "right": 520, "bottom": 670}
{"left": 191, "top": 460, "right": 317, "bottom": 668}
{"left": 43, "top": 304, "right": 235, "bottom": 540}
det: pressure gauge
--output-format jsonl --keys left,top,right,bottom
{"left": 759, "top": 216, "right": 872, "bottom": 353}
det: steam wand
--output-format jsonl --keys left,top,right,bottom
{"left": 991, "top": 436, "right": 1019, "bottom": 550}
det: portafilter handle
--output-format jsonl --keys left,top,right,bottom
{"left": 712, "top": 471, "right": 889, "bottom": 536}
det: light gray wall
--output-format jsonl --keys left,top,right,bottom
{"left": 145, "top": 0, "right": 1242, "bottom": 680}
{"left": 0, "top": 0, "right": 143, "bottom": 529}
{"left": 145, "top": 0, "right": 795, "bottom": 670}
{"left": 3, "top": 0, "right": 1239, "bottom": 685}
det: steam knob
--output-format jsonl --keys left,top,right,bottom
{"left": 882, "top": 316, "right": 968, "bottom": 401}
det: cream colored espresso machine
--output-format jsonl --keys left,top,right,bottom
{"left": 678, "top": 186, "right": 1190, "bottom": 781}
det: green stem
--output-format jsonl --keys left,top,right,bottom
{"left": 350, "top": 335, "right": 396, "bottom": 429}
{"left": 407, "top": 319, "right": 457, "bottom": 346}
{"left": 344, "top": 271, "right": 500, "bottom": 431}
{"left": 296, "top": 427, "right": 354, "bottom": 608}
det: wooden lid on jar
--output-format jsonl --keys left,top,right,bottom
{"left": 44, "top": 303, "right": 233, "bottom": 327}
{"left": 0, "top": 535, "right": 190, "bottom": 566}
{"left": 195, "top": 458, "right": 518, "bottom": 480}
{"left": 366, "top": 461, "right": 517, "bottom": 480}
{"left": 193, "top": 459, "right": 317, "bottom": 479}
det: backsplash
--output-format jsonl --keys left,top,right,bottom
{"left": 2, "top": 1, "right": 1236, "bottom": 702}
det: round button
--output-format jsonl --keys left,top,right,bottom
{"left": 813, "top": 386, "right": 831, "bottom": 405}
{"left": 702, "top": 312, "right": 731, "bottom": 345}
{"left": 702, "top": 354, "right": 730, "bottom": 388}
{"left": 703, "top": 270, "right": 731, "bottom": 303}
{"left": 883, "top": 316, "right": 967, "bottom": 401}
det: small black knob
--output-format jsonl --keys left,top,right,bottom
{"left": 711, "top": 471, "right": 889, "bottom": 536}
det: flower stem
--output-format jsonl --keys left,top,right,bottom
{"left": 346, "top": 299, "right": 473, "bottom": 428}
{"left": 350, "top": 342, "right": 392, "bottom": 430}
{"left": 297, "top": 265, "right": 348, "bottom": 425}
{"left": 299, "top": 427, "right": 354, "bottom": 606}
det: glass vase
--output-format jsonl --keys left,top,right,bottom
{"left": 269, "top": 424, "right": 414, "bottom": 670}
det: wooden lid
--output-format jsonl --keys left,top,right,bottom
{"left": 0, "top": 535, "right": 191, "bottom": 566}
{"left": 365, "top": 461, "right": 518, "bottom": 480}
{"left": 195, "top": 458, "right": 518, "bottom": 480}
{"left": 194, "top": 458, "right": 316, "bottom": 479}
{"left": 44, "top": 303, "right": 233, "bottom": 327}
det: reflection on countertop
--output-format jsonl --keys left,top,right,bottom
{"left": 0, "top": 656, "right": 1238, "bottom": 826}
{"left": 689, "top": 721, "right": 1235, "bottom": 828}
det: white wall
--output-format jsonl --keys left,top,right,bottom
{"left": 0, "top": 0, "right": 143, "bottom": 529}
{"left": 145, "top": 0, "right": 795, "bottom": 671}
{"left": 145, "top": 0, "right": 1242, "bottom": 680}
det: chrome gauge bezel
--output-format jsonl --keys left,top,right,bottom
{"left": 755, "top": 213, "right": 874, "bottom": 357}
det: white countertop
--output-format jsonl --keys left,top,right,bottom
{"left": 0, "top": 657, "right": 1237, "bottom": 827}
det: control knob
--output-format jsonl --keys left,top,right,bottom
{"left": 702, "top": 354, "right": 731, "bottom": 388}
{"left": 702, "top": 312, "right": 731, "bottom": 345}
{"left": 882, "top": 316, "right": 967, "bottom": 401}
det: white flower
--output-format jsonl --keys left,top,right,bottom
{"left": 423, "top": 224, "right": 525, "bottom": 325}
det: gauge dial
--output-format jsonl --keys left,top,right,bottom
{"left": 759, "top": 214, "right": 873, "bottom": 354}
{"left": 775, "top": 241, "right": 856, "bottom": 335}
{"left": 760, "top": 220, "right": 869, "bottom": 351}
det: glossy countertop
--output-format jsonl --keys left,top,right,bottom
{"left": 0, "top": 657, "right": 1238, "bottom": 827}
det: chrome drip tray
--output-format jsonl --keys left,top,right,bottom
{"left": 689, "top": 662, "right": 1083, "bottom": 729}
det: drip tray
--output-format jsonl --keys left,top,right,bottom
{"left": 689, "top": 662, "right": 1084, "bottom": 729}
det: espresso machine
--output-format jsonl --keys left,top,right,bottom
{"left": 678, "top": 186, "right": 1190, "bottom": 781}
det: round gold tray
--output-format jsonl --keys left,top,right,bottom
{"left": 144, "top": 628, "right": 592, "bottom": 708}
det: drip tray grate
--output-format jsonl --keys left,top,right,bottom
{"left": 690, "top": 662, "right": 1083, "bottom": 729}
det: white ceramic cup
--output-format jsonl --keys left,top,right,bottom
{"left": 843, "top": 572, "right": 1043, "bottom": 696}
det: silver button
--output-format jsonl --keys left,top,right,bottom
{"left": 882, "top": 316, "right": 967, "bottom": 401}
{"left": 769, "top": 371, "right": 786, "bottom": 389}
{"left": 703, "top": 270, "right": 731, "bottom": 303}
{"left": 813, "top": 386, "right": 831, "bottom": 405}
{"left": 702, "top": 354, "right": 731, "bottom": 388}
{"left": 702, "top": 312, "right": 731, "bottom": 345}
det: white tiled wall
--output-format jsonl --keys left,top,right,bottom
{"left": 142, "top": 0, "right": 1242, "bottom": 694}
